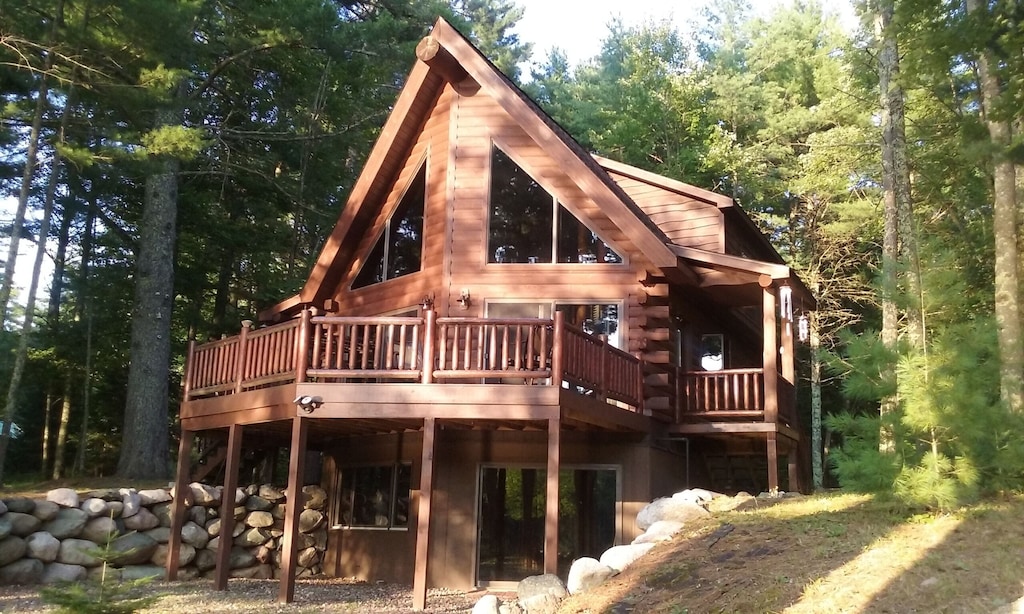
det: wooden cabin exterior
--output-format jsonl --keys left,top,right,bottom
{"left": 166, "top": 17, "right": 814, "bottom": 609}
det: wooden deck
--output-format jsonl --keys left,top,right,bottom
{"left": 180, "top": 310, "right": 792, "bottom": 435}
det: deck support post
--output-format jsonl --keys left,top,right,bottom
{"left": 166, "top": 429, "right": 194, "bottom": 581}
{"left": 787, "top": 443, "right": 800, "bottom": 493}
{"left": 544, "top": 417, "right": 560, "bottom": 575}
{"left": 767, "top": 431, "right": 779, "bottom": 493}
{"left": 413, "top": 418, "right": 437, "bottom": 611}
{"left": 760, "top": 276, "right": 779, "bottom": 425}
{"left": 214, "top": 423, "right": 244, "bottom": 591}
{"left": 278, "top": 416, "right": 309, "bottom": 603}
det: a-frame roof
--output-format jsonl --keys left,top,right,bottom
{"left": 261, "top": 17, "right": 812, "bottom": 320}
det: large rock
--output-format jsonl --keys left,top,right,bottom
{"left": 5, "top": 512, "right": 41, "bottom": 537}
{"left": 303, "top": 485, "right": 328, "bottom": 510}
{"left": 31, "top": 500, "right": 60, "bottom": 522}
{"left": 108, "top": 532, "right": 160, "bottom": 566}
{"left": 234, "top": 488, "right": 247, "bottom": 505}
{"left": 207, "top": 517, "right": 244, "bottom": 538}
{"left": 181, "top": 521, "right": 210, "bottom": 549}
{"left": 120, "top": 565, "right": 164, "bottom": 581}
{"left": 189, "top": 505, "right": 208, "bottom": 526}
{"left": 0, "top": 557, "right": 44, "bottom": 584}
{"left": 517, "top": 574, "right": 567, "bottom": 614}
{"left": 80, "top": 497, "right": 110, "bottom": 518}
{"left": 0, "top": 535, "right": 27, "bottom": 566}
{"left": 120, "top": 489, "right": 142, "bottom": 518}
{"left": 244, "top": 495, "right": 274, "bottom": 512}
{"left": 0, "top": 514, "right": 9, "bottom": 539}
{"left": 106, "top": 501, "right": 125, "bottom": 518}
{"left": 633, "top": 520, "right": 686, "bottom": 544}
{"left": 234, "top": 527, "right": 270, "bottom": 547}
{"left": 190, "top": 483, "right": 220, "bottom": 507}
{"left": 145, "top": 527, "right": 172, "bottom": 544}
{"left": 43, "top": 507, "right": 88, "bottom": 539}
{"left": 137, "top": 489, "right": 172, "bottom": 506}
{"left": 298, "top": 509, "right": 324, "bottom": 533}
{"left": 81, "top": 516, "right": 120, "bottom": 543}
{"left": 706, "top": 492, "right": 757, "bottom": 513}
{"left": 473, "top": 594, "right": 501, "bottom": 614}
{"left": 0, "top": 499, "right": 6, "bottom": 514}
{"left": 25, "top": 531, "right": 60, "bottom": 562}
{"left": 245, "top": 510, "right": 274, "bottom": 528}
{"left": 194, "top": 548, "right": 217, "bottom": 571}
{"left": 270, "top": 504, "right": 287, "bottom": 520}
{"left": 47, "top": 488, "right": 80, "bottom": 509}
{"left": 42, "top": 562, "right": 88, "bottom": 583}
{"left": 58, "top": 538, "right": 102, "bottom": 567}
{"left": 258, "top": 484, "right": 285, "bottom": 502}
{"left": 228, "top": 546, "right": 256, "bottom": 569}
{"left": 599, "top": 543, "right": 655, "bottom": 572}
{"left": 297, "top": 546, "right": 319, "bottom": 568}
{"left": 4, "top": 497, "right": 35, "bottom": 514}
{"left": 566, "top": 557, "right": 617, "bottom": 594}
{"left": 123, "top": 507, "right": 160, "bottom": 531}
{"left": 635, "top": 497, "right": 709, "bottom": 531}
{"left": 86, "top": 488, "right": 122, "bottom": 502}
{"left": 230, "top": 563, "right": 274, "bottom": 579}
{"left": 150, "top": 543, "right": 196, "bottom": 567}
{"left": 151, "top": 502, "right": 173, "bottom": 527}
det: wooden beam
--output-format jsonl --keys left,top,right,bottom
{"left": 767, "top": 431, "right": 779, "bottom": 493}
{"left": 166, "top": 429, "right": 194, "bottom": 581}
{"left": 762, "top": 284, "right": 779, "bottom": 424}
{"left": 278, "top": 416, "right": 309, "bottom": 603}
{"left": 544, "top": 417, "right": 560, "bottom": 574}
{"left": 412, "top": 418, "right": 437, "bottom": 611}
{"left": 214, "top": 423, "right": 243, "bottom": 591}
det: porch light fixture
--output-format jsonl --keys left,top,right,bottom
{"left": 798, "top": 314, "right": 809, "bottom": 343}
{"left": 294, "top": 395, "right": 323, "bottom": 413}
{"left": 457, "top": 288, "right": 471, "bottom": 310}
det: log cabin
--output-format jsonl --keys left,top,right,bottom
{"left": 166, "top": 16, "right": 815, "bottom": 609}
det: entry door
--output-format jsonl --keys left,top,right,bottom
{"left": 476, "top": 466, "right": 617, "bottom": 583}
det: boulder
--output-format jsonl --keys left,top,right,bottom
{"left": 499, "top": 601, "right": 524, "bottom": 614}
{"left": 233, "top": 505, "right": 247, "bottom": 520}
{"left": 706, "top": 492, "right": 757, "bottom": 513}
{"left": 244, "top": 495, "right": 274, "bottom": 512}
{"left": 206, "top": 536, "right": 220, "bottom": 552}
{"left": 566, "top": 557, "right": 617, "bottom": 594}
{"left": 4, "top": 497, "right": 35, "bottom": 514}
{"left": 150, "top": 542, "right": 196, "bottom": 567}
{"left": 120, "top": 489, "right": 142, "bottom": 518}
{"left": 25, "top": 531, "right": 60, "bottom": 562}
{"left": 151, "top": 502, "right": 173, "bottom": 527}
{"left": 86, "top": 488, "right": 122, "bottom": 502}
{"left": 5, "top": 512, "right": 41, "bottom": 537}
{"left": 245, "top": 510, "right": 274, "bottom": 528}
{"left": 671, "top": 488, "right": 719, "bottom": 506}
{"left": 0, "top": 557, "right": 44, "bottom": 584}
{"left": 599, "top": 543, "right": 655, "bottom": 572}
{"left": 31, "top": 500, "right": 60, "bottom": 522}
{"left": 137, "top": 489, "right": 172, "bottom": 506}
{"left": 189, "top": 483, "right": 220, "bottom": 507}
{"left": 234, "top": 488, "right": 247, "bottom": 505}
{"left": 228, "top": 546, "right": 256, "bottom": 569}
{"left": 41, "top": 562, "right": 87, "bottom": 583}
{"left": 43, "top": 507, "right": 88, "bottom": 539}
{"left": 234, "top": 527, "right": 270, "bottom": 548}
{"left": 169, "top": 484, "right": 194, "bottom": 507}
{"left": 81, "top": 516, "right": 120, "bottom": 543}
{"left": 298, "top": 509, "right": 324, "bottom": 533}
{"left": 57, "top": 538, "right": 102, "bottom": 567}
{"left": 145, "top": 526, "right": 172, "bottom": 544}
{"left": 120, "top": 565, "right": 165, "bottom": 581}
{"left": 106, "top": 501, "right": 125, "bottom": 517}
{"left": 207, "top": 517, "right": 244, "bottom": 538}
{"left": 0, "top": 535, "right": 27, "bottom": 566}
{"left": 181, "top": 521, "right": 210, "bottom": 549}
{"left": 194, "top": 548, "right": 217, "bottom": 571}
{"left": 80, "top": 498, "right": 110, "bottom": 518}
{"left": 189, "top": 505, "right": 208, "bottom": 527}
{"left": 258, "top": 484, "right": 285, "bottom": 502}
{"left": 255, "top": 543, "right": 275, "bottom": 564}
{"left": 313, "top": 529, "right": 328, "bottom": 550}
{"left": 517, "top": 574, "right": 567, "bottom": 614}
{"left": 108, "top": 532, "right": 159, "bottom": 566}
{"left": 47, "top": 488, "right": 80, "bottom": 509}
{"left": 297, "top": 546, "right": 319, "bottom": 568}
{"left": 270, "top": 503, "right": 287, "bottom": 520}
{"left": 123, "top": 507, "right": 160, "bottom": 531}
{"left": 89, "top": 565, "right": 123, "bottom": 582}
{"left": 473, "top": 594, "right": 501, "bottom": 614}
{"left": 230, "top": 563, "right": 274, "bottom": 579}
{"left": 0, "top": 499, "right": 6, "bottom": 514}
{"left": 303, "top": 485, "right": 328, "bottom": 510}
{"left": 632, "top": 520, "right": 685, "bottom": 544}
{"left": 635, "top": 498, "right": 709, "bottom": 531}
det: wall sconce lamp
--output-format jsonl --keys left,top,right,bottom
{"left": 420, "top": 294, "right": 434, "bottom": 311}
{"left": 294, "top": 395, "right": 323, "bottom": 414}
{"left": 457, "top": 288, "right": 471, "bottom": 310}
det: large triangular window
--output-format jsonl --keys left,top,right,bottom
{"left": 353, "top": 163, "right": 426, "bottom": 288}
{"left": 488, "top": 146, "right": 622, "bottom": 264}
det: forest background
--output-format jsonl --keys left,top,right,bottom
{"left": 1, "top": 0, "right": 1022, "bottom": 508}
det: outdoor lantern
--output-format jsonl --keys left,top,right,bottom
{"left": 798, "top": 313, "right": 809, "bottom": 342}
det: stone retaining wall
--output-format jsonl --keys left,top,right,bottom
{"left": 0, "top": 482, "right": 329, "bottom": 585}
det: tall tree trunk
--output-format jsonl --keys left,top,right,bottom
{"left": 116, "top": 137, "right": 178, "bottom": 479}
{"left": 73, "top": 312, "right": 93, "bottom": 475}
{"left": 52, "top": 383, "right": 72, "bottom": 480}
{"left": 42, "top": 386, "right": 54, "bottom": 476}
{"left": 47, "top": 197, "right": 75, "bottom": 329}
{"left": 967, "top": 0, "right": 1023, "bottom": 412}
{"left": 810, "top": 296, "right": 823, "bottom": 490}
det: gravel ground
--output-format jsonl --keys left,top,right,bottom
{"left": 0, "top": 578, "right": 479, "bottom": 613}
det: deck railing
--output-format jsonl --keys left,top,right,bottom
{"left": 676, "top": 367, "right": 798, "bottom": 426}
{"left": 183, "top": 310, "right": 642, "bottom": 413}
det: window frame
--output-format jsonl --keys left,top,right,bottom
{"left": 330, "top": 462, "right": 413, "bottom": 531}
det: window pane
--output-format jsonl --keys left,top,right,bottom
{"left": 393, "top": 464, "right": 411, "bottom": 527}
{"left": 352, "top": 235, "right": 386, "bottom": 289}
{"left": 349, "top": 466, "right": 394, "bottom": 527}
{"left": 489, "top": 147, "right": 553, "bottom": 263}
{"left": 556, "top": 205, "right": 622, "bottom": 264}
{"left": 388, "top": 165, "right": 425, "bottom": 279}
{"left": 557, "top": 303, "right": 620, "bottom": 348}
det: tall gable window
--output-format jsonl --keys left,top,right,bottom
{"left": 353, "top": 163, "right": 426, "bottom": 288}
{"left": 488, "top": 146, "right": 622, "bottom": 264}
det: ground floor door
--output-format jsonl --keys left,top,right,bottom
{"left": 476, "top": 466, "right": 617, "bottom": 584}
